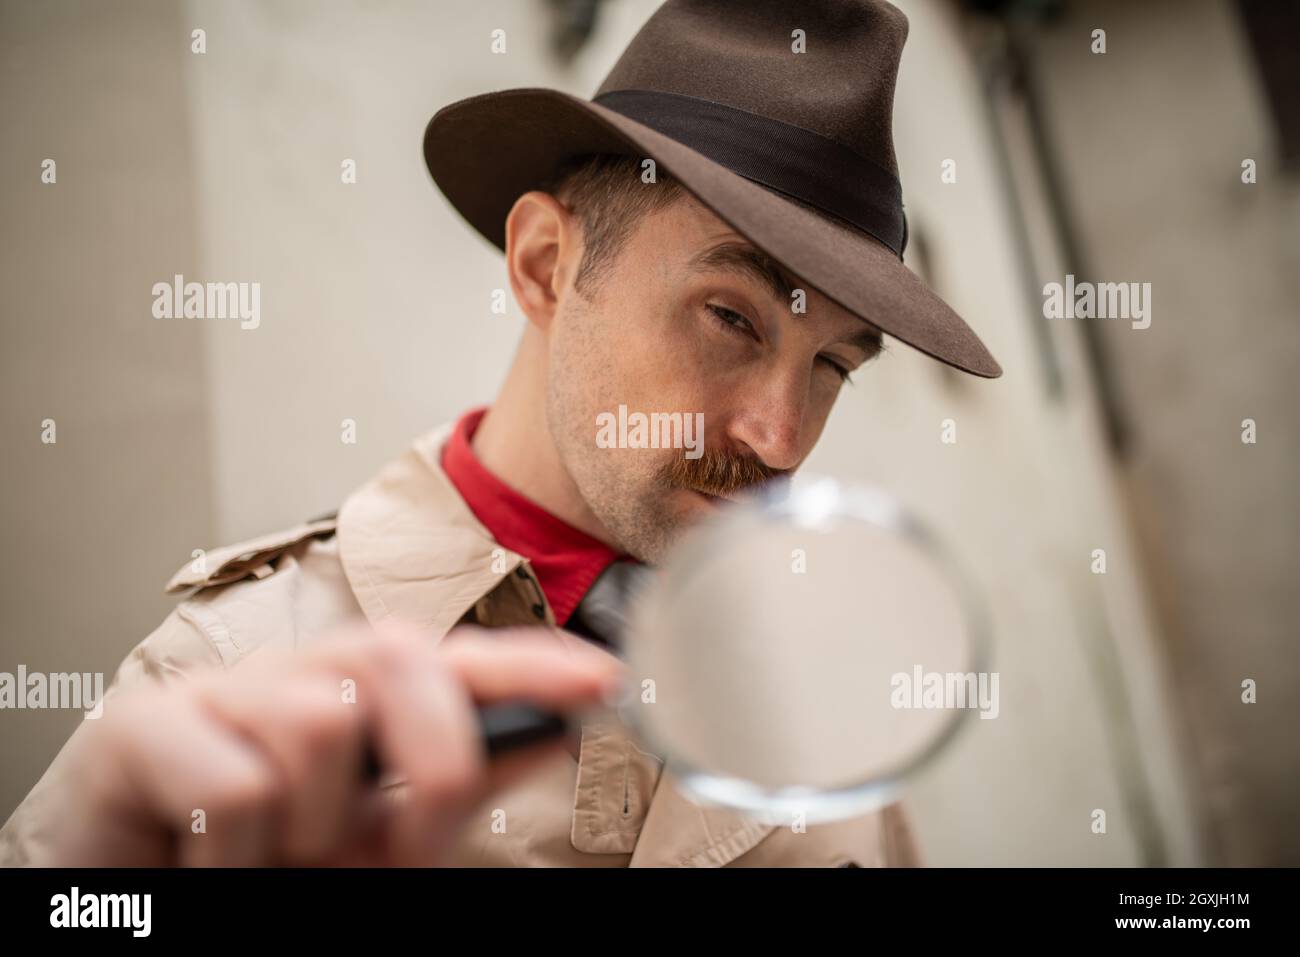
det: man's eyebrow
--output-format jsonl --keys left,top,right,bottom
{"left": 688, "top": 241, "right": 799, "bottom": 301}
{"left": 840, "top": 327, "right": 885, "bottom": 358}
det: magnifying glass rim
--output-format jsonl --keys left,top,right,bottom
{"left": 619, "top": 473, "right": 993, "bottom": 823}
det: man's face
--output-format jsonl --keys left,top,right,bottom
{"left": 546, "top": 193, "right": 883, "bottom": 563}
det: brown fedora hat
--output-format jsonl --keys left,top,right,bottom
{"left": 423, "top": 0, "right": 1001, "bottom": 378}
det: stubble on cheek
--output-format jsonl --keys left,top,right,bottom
{"left": 593, "top": 449, "right": 684, "bottom": 561}
{"left": 548, "top": 254, "right": 719, "bottom": 559}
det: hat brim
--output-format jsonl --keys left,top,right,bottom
{"left": 423, "top": 88, "right": 1001, "bottom": 378}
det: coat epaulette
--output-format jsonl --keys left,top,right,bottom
{"left": 164, "top": 512, "right": 338, "bottom": 594}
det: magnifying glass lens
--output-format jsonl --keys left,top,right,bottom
{"left": 623, "top": 479, "right": 985, "bottom": 821}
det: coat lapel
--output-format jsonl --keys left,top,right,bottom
{"left": 572, "top": 712, "right": 777, "bottom": 867}
{"left": 628, "top": 768, "right": 777, "bottom": 867}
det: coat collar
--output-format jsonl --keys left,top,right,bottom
{"left": 337, "top": 422, "right": 521, "bottom": 636}
{"left": 335, "top": 421, "right": 774, "bottom": 866}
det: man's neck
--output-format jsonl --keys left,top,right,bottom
{"left": 469, "top": 329, "right": 617, "bottom": 548}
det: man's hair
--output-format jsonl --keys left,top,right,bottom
{"left": 542, "top": 154, "right": 685, "bottom": 295}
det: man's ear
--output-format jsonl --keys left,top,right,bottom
{"left": 504, "top": 190, "right": 578, "bottom": 332}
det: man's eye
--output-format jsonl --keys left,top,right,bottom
{"left": 707, "top": 304, "right": 756, "bottom": 338}
{"left": 709, "top": 304, "right": 853, "bottom": 383}
{"left": 819, "top": 356, "right": 854, "bottom": 384}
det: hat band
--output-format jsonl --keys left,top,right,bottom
{"left": 593, "top": 88, "right": 907, "bottom": 258}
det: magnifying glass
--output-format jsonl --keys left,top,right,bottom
{"left": 366, "top": 475, "right": 990, "bottom": 825}
{"left": 615, "top": 474, "right": 990, "bottom": 824}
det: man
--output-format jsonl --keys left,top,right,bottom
{"left": 0, "top": 0, "right": 998, "bottom": 867}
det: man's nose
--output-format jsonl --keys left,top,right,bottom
{"left": 723, "top": 377, "right": 807, "bottom": 472}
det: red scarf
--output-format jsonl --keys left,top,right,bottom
{"left": 441, "top": 407, "right": 624, "bottom": 626}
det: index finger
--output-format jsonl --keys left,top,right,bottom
{"left": 436, "top": 627, "right": 624, "bottom": 708}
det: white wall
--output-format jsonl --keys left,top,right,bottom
{"left": 809, "top": 0, "right": 1198, "bottom": 864}
{"left": 1026, "top": 0, "right": 1300, "bottom": 865}
{"left": 0, "top": 0, "right": 213, "bottom": 824}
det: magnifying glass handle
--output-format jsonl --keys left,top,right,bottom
{"left": 477, "top": 701, "right": 573, "bottom": 755}
{"left": 360, "top": 701, "right": 573, "bottom": 783}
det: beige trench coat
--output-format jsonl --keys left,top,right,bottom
{"left": 0, "top": 422, "right": 921, "bottom": 867}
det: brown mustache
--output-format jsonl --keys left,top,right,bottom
{"left": 659, "top": 448, "right": 785, "bottom": 498}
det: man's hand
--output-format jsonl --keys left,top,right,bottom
{"left": 41, "top": 622, "right": 622, "bottom": 866}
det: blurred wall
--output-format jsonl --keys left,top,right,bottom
{"left": 0, "top": 0, "right": 213, "bottom": 824}
{"left": 813, "top": 0, "right": 1199, "bottom": 865}
{"left": 1024, "top": 0, "right": 1300, "bottom": 865}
